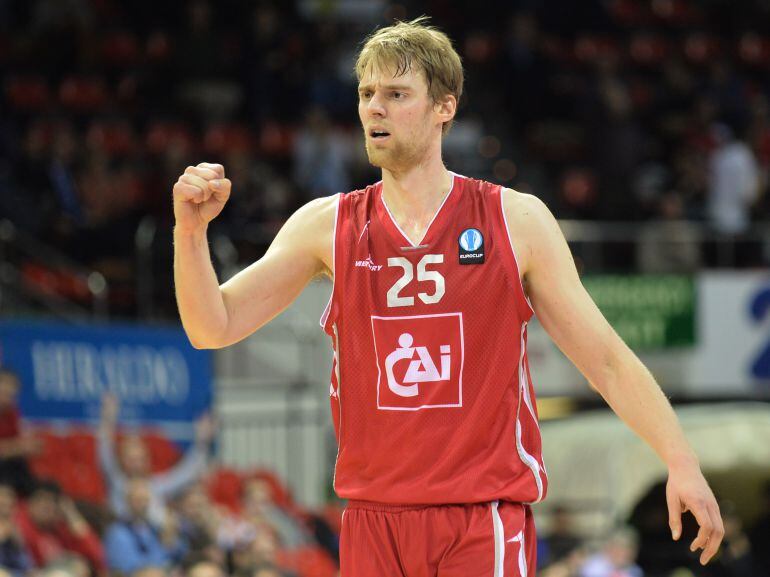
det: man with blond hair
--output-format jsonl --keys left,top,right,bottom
{"left": 173, "top": 16, "right": 723, "bottom": 576}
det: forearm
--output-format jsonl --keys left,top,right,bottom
{"left": 174, "top": 226, "right": 229, "bottom": 349}
{"left": 595, "top": 351, "right": 697, "bottom": 468}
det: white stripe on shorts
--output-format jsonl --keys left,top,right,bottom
{"left": 491, "top": 500, "right": 505, "bottom": 577}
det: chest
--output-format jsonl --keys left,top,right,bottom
{"left": 349, "top": 218, "right": 501, "bottom": 313}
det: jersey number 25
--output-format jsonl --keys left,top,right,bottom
{"left": 387, "top": 255, "right": 445, "bottom": 307}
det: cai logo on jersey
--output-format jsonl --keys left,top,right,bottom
{"left": 458, "top": 228, "right": 484, "bottom": 264}
{"left": 371, "top": 313, "right": 464, "bottom": 410}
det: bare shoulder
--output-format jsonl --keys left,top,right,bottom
{"left": 500, "top": 188, "right": 559, "bottom": 274}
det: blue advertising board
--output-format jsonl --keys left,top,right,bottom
{"left": 0, "top": 321, "right": 212, "bottom": 441}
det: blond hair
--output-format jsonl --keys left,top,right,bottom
{"left": 355, "top": 16, "right": 464, "bottom": 133}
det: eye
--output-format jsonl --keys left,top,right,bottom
{"left": 360, "top": 90, "right": 372, "bottom": 100}
{"left": 392, "top": 91, "right": 405, "bottom": 99}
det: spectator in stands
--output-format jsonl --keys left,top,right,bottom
{"left": 173, "top": 483, "right": 227, "bottom": 565}
{"left": 242, "top": 477, "right": 311, "bottom": 549}
{"left": 14, "top": 480, "right": 105, "bottom": 574}
{"left": 579, "top": 528, "right": 643, "bottom": 577}
{"left": 748, "top": 481, "right": 770, "bottom": 575}
{"left": 0, "top": 482, "right": 33, "bottom": 576}
{"left": 706, "top": 502, "right": 756, "bottom": 577}
{"left": 707, "top": 122, "right": 760, "bottom": 236}
{"left": 39, "top": 555, "right": 90, "bottom": 577}
{"left": 185, "top": 558, "right": 225, "bottom": 577}
{"left": 292, "top": 106, "right": 353, "bottom": 200}
{"left": 539, "top": 505, "right": 582, "bottom": 568}
{"left": 637, "top": 192, "right": 702, "bottom": 273}
{"left": 98, "top": 393, "right": 214, "bottom": 525}
{"left": 104, "top": 478, "right": 185, "bottom": 575}
{"left": 0, "top": 368, "right": 40, "bottom": 498}
{"left": 232, "top": 528, "right": 297, "bottom": 577}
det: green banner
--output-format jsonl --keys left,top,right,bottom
{"left": 581, "top": 275, "right": 696, "bottom": 350}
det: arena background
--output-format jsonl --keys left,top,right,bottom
{"left": 1, "top": 1, "right": 770, "bottom": 576}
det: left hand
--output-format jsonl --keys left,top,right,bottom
{"left": 666, "top": 459, "right": 724, "bottom": 565}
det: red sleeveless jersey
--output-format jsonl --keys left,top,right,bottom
{"left": 320, "top": 173, "right": 548, "bottom": 505}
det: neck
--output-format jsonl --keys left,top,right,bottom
{"left": 380, "top": 147, "right": 452, "bottom": 224}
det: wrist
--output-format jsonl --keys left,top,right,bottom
{"left": 666, "top": 450, "right": 700, "bottom": 471}
{"left": 174, "top": 223, "right": 209, "bottom": 239}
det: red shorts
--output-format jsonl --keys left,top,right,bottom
{"left": 340, "top": 500, "right": 537, "bottom": 577}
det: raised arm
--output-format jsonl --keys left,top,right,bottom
{"left": 173, "top": 162, "right": 335, "bottom": 349}
{"left": 503, "top": 189, "right": 724, "bottom": 565}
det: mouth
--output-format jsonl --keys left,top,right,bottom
{"left": 369, "top": 128, "right": 391, "bottom": 141}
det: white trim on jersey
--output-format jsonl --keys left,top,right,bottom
{"left": 516, "top": 322, "right": 544, "bottom": 503}
{"left": 380, "top": 172, "right": 458, "bottom": 248}
{"left": 521, "top": 323, "right": 548, "bottom": 490}
{"left": 331, "top": 323, "right": 342, "bottom": 493}
{"left": 491, "top": 500, "right": 505, "bottom": 577}
{"left": 320, "top": 193, "right": 342, "bottom": 328}
{"left": 499, "top": 190, "right": 535, "bottom": 317}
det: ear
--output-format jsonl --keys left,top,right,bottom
{"left": 434, "top": 94, "right": 457, "bottom": 125}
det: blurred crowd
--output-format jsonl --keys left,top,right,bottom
{"left": 2, "top": 0, "right": 770, "bottom": 316}
{"left": 3, "top": 365, "right": 770, "bottom": 577}
{"left": 0, "top": 368, "right": 342, "bottom": 577}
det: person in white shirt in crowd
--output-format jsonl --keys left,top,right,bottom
{"left": 708, "top": 122, "right": 760, "bottom": 236}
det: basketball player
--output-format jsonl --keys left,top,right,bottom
{"left": 173, "top": 17, "right": 723, "bottom": 576}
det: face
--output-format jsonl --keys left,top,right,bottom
{"left": 188, "top": 562, "right": 224, "bottom": 577}
{"left": 120, "top": 435, "right": 150, "bottom": 476}
{"left": 358, "top": 63, "right": 450, "bottom": 173}
{"left": 126, "top": 479, "right": 151, "bottom": 518}
{"left": 180, "top": 485, "right": 208, "bottom": 519}
{"left": 0, "top": 374, "right": 19, "bottom": 410}
{"left": 28, "top": 491, "right": 60, "bottom": 527}
{"left": 0, "top": 485, "right": 15, "bottom": 518}
{"left": 244, "top": 479, "right": 272, "bottom": 507}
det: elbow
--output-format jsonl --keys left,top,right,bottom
{"left": 186, "top": 329, "right": 227, "bottom": 350}
{"left": 188, "top": 336, "right": 223, "bottom": 350}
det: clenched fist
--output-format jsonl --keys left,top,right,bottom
{"left": 173, "top": 162, "right": 232, "bottom": 233}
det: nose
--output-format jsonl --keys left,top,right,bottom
{"left": 366, "top": 91, "right": 386, "bottom": 117}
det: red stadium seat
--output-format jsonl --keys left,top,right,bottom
{"left": 65, "top": 428, "right": 98, "bottom": 467}
{"left": 628, "top": 33, "right": 669, "bottom": 66}
{"left": 145, "top": 121, "right": 195, "bottom": 155}
{"left": 573, "top": 35, "right": 621, "bottom": 65}
{"left": 682, "top": 33, "right": 721, "bottom": 65}
{"left": 102, "top": 31, "right": 140, "bottom": 67}
{"left": 608, "top": 0, "right": 651, "bottom": 27}
{"left": 205, "top": 467, "right": 244, "bottom": 513}
{"left": 651, "top": 0, "right": 702, "bottom": 26}
{"left": 59, "top": 76, "right": 108, "bottom": 111}
{"left": 258, "top": 122, "right": 295, "bottom": 157}
{"left": 244, "top": 468, "right": 294, "bottom": 509}
{"left": 738, "top": 33, "right": 770, "bottom": 66}
{"left": 86, "top": 121, "right": 136, "bottom": 155}
{"left": 276, "top": 546, "right": 338, "bottom": 577}
{"left": 21, "top": 263, "right": 92, "bottom": 302}
{"left": 146, "top": 31, "right": 172, "bottom": 62}
{"left": 143, "top": 432, "right": 182, "bottom": 471}
{"left": 5, "top": 76, "right": 50, "bottom": 111}
{"left": 204, "top": 124, "right": 256, "bottom": 155}
{"left": 29, "top": 429, "right": 69, "bottom": 478}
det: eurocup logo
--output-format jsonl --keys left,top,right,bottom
{"left": 458, "top": 228, "right": 484, "bottom": 265}
{"left": 459, "top": 228, "right": 483, "bottom": 252}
